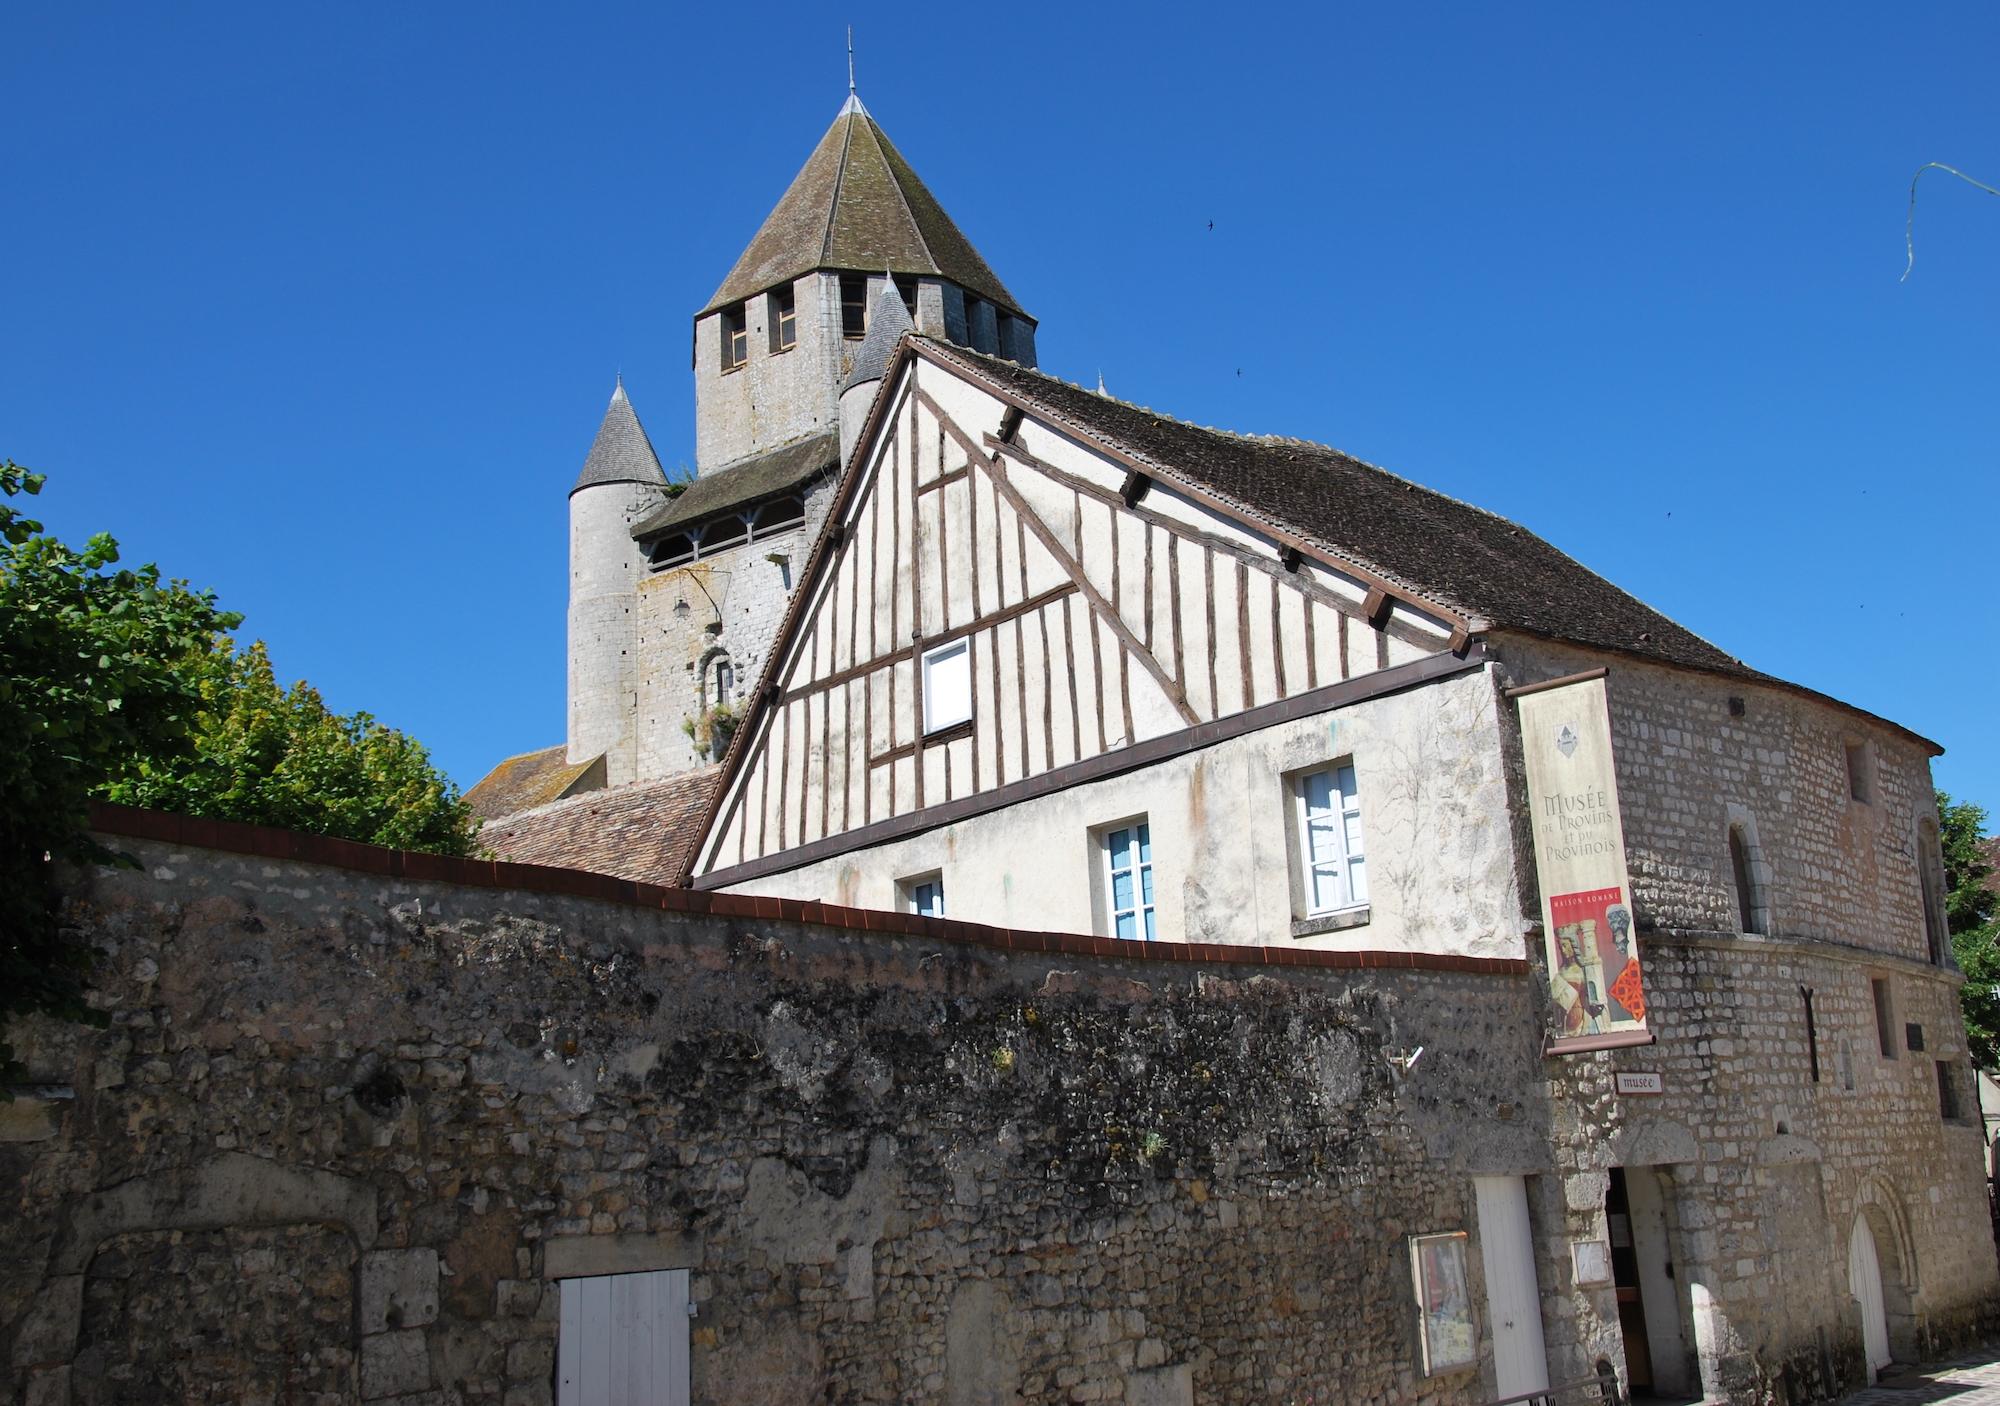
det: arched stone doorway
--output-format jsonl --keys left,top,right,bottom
{"left": 1849, "top": 1212, "right": 1891, "bottom": 1380}
{"left": 1847, "top": 1188, "right": 1917, "bottom": 1382}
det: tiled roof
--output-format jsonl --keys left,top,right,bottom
{"left": 464, "top": 746, "right": 604, "bottom": 822}
{"left": 703, "top": 97, "right": 1026, "bottom": 317}
{"left": 924, "top": 340, "right": 1755, "bottom": 680}
{"left": 630, "top": 430, "right": 838, "bottom": 541}
{"left": 479, "top": 768, "right": 722, "bottom": 887}
{"left": 573, "top": 380, "right": 669, "bottom": 494}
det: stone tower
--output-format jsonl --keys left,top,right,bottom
{"left": 567, "top": 379, "right": 668, "bottom": 787}
{"left": 691, "top": 92, "right": 1038, "bottom": 473}
{"left": 551, "top": 90, "right": 1036, "bottom": 790}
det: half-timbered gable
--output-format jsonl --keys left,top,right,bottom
{"left": 686, "top": 338, "right": 1470, "bottom": 893}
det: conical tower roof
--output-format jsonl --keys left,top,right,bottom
{"left": 841, "top": 279, "right": 916, "bottom": 393}
{"left": 703, "top": 96, "right": 1026, "bottom": 318}
{"left": 571, "top": 379, "right": 669, "bottom": 494}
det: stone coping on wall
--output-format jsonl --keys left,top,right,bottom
{"left": 86, "top": 801, "right": 1531, "bottom": 978}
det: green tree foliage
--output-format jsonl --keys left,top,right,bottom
{"left": 102, "top": 640, "right": 479, "bottom": 854}
{"left": 3, "top": 464, "right": 477, "bottom": 1081}
{"left": 1939, "top": 791, "right": 2000, "bottom": 1070}
{"left": 2, "top": 461, "right": 242, "bottom": 1075}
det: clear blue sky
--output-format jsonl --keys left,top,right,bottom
{"left": 5, "top": 4, "right": 1995, "bottom": 809}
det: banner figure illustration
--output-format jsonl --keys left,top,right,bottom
{"left": 1515, "top": 672, "right": 1650, "bottom": 1052}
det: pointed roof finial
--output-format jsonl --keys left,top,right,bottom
{"left": 847, "top": 25, "right": 856, "bottom": 95}
{"left": 1096, "top": 370, "right": 1109, "bottom": 396}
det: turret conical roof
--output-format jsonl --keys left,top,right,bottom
{"left": 703, "top": 97, "right": 1026, "bottom": 318}
{"left": 841, "top": 280, "right": 916, "bottom": 393}
{"left": 571, "top": 379, "right": 669, "bottom": 494}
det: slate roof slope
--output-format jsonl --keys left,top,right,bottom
{"left": 924, "top": 339, "right": 1757, "bottom": 680}
{"left": 480, "top": 768, "right": 722, "bottom": 887}
{"left": 573, "top": 380, "right": 669, "bottom": 494}
{"left": 464, "top": 746, "right": 604, "bottom": 822}
{"left": 630, "top": 430, "right": 839, "bottom": 541}
{"left": 842, "top": 281, "right": 916, "bottom": 393}
{"left": 704, "top": 96, "right": 1026, "bottom": 317}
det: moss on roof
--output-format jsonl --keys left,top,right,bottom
{"left": 704, "top": 99, "right": 1025, "bottom": 317}
{"left": 630, "top": 431, "right": 838, "bottom": 542}
{"left": 480, "top": 768, "right": 721, "bottom": 886}
{"left": 464, "top": 747, "right": 604, "bottom": 822}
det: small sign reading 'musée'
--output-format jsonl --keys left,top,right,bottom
{"left": 1615, "top": 1071, "right": 1664, "bottom": 1096}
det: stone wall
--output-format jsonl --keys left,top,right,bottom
{"left": 4, "top": 807, "right": 1994, "bottom": 1405}
{"left": 567, "top": 479, "right": 668, "bottom": 788}
{"left": 633, "top": 475, "right": 839, "bottom": 781}
{"left": 6, "top": 823, "right": 1543, "bottom": 1406}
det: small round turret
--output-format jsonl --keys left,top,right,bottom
{"left": 839, "top": 281, "right": 915, "bottom": 467}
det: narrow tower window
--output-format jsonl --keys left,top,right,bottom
{"left": 893, "top": 273, "right": 919, "bottom": 320}
{"left": 1918, "top": 819, "right": 1947, "bottom": 965}
{"left": 768, "top": 284, "right": 797, "bottom": 353}
{"left": 1871, "top": 978, "right": 1896, "bottom": 1058}
{"left": 962, "top": 293, "right": 987, "bottom": 351}
{"left": 840, "top": 275, "right": 868, "bottom": 338}
{"left": 720, "top": 303, "right": 748, "bottom": 371}
{"left": 1729, "top": 823, "right": 1763, "bottom": 934}
{"left": 1844, "top": 741, "right": 1872, "bottom": 803}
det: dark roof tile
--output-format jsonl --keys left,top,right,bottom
{"left": 572, "top": 380, "right": 669, "bottom": 494}
{"left": 480, "top": 768, "right": 722, "bottom": 886}
{"left": 704, "top": 98, "right": 1025, "bottom": 317}
{"left": 631, "top": 430, "right": 838, "bottom": 541}
{"left": 465, "top": 746, "right": 605, "bottom": 822}
{"left": 928, "top": 340, "right": 1749, "bottom": 679}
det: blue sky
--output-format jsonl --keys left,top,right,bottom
{"left": 4, "top": 3, "right": 1996, "bottom": 811}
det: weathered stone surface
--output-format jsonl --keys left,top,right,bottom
{"left": 1125, "top": 1362, "right": 1193, "bottom": 1406}
{"left": 10, "top": 1274, "right": 81, "bottom": 1367}
{"left": 361, "top": 1328, "right": 432, "bottom": 1399}
{"left": 2, "top": 817, "right": 1993, "bottom": 1406}
{"left": 542, "top": 1230, "right": 700, "bottom": 1280}
{"left": 361, "top": 1248, "right": 440, "bottom": 1335}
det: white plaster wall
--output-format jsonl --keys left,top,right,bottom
{"left": 722, "top": 664, "right": 1526, "bottom": 959}
{"left": 696, "top": 358, "right": 1462, "bottom": 875}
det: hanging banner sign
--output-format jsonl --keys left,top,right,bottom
{"left": 1514, "top": 671, "right": 1651, "bottom": 1054}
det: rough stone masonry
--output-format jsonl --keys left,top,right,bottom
{"left": 1, "top": 807, "right": 1994, "bottom": 1405}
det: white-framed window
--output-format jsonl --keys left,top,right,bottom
{"left": 1100, "top": 820, "right": 1157, "bottom": 941}
{"left": 921, "top": 638, "right": 972, "bottom": 734}
{"left": 901, "top": 872, "right": 945, "bottom": 918}
{"left": 1295, "top": 764, "right": 1367, "bottom": 915}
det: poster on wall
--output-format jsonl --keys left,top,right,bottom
{"left": 1512, "top": 670, "right": 1652, "bottom": 1054}
{"left": 1410, "top": 1231, "right": 1477, "bottom": 1375}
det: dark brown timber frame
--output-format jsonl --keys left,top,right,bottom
{"left": 694, "top": 644, "right": 1485, "bottom": 889}
{"left": 680, "top": 338, "right": 1475, "bottom": 885}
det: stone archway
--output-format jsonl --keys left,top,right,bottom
{"left": 1849, "top": 1177, "right": 1919, "bottom": 1370}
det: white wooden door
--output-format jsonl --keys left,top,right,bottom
{"left": 1475, "top": 1175, "right": 1550, "bottom": 1398}
{"left": 558, "top": 1269, "right": 691, "bottom": 1406}
{"left": 1849, "top": 1215, "right": 1891, "bottom": 1378}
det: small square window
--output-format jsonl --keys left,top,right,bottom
{"left": 902, "top": 873, "right": 945, "bottom": 919}
{"left": 720, "top": 303, "right": 748, "bottom": 371}
{"left": 1099, "top": 820, "right": 1157, "bottom": 942}
{"left": 840, "top": 274, "right": 868, "bottom": 339}
{"left": 921, "top": 639, "right": 972, "bottom": 734}
{"left": 1294, "top": 764, "right": 1368, "bottom": 917}
{"left": 1939, "top": 1060, "right": 1965, "bottom": 1121}
{"left": 768, "top": 284, "right": 797, "bottom": 353}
